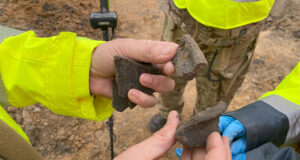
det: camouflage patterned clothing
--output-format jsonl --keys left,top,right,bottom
{"left": 158, "top": 0, "right": 264, "bottom": 118}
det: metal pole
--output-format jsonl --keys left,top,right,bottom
{"left": 100, "top": 0, "right": 109, "bottom": 13}
{"left": 99, "top": 1, "right": 114, "bottom": 159}
{"left": 100, "top": 0, "right": 109, "bottom": 41}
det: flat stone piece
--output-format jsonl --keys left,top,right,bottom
{"left": 293, "top": 30, "right": 300, "bottom": 39}
{"left": 175, "top": 101, "right": 228, "bottom": 147}
{"left": 112, "top": 80, "right": 135, "bottom": 112}
{"left": 172, "top": 34, "right": 208, "bottom": 80}
{"left": 112, "top": 55, "right": 161, "bottom": 112}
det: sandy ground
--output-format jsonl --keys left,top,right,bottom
{"left": 0, "top": 0, "right": 300, "bottom": 159}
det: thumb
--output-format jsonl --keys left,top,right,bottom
{"left": 114, "top": 111, "right": 180, "bottom": 160}
{"left": 204, "top": 132, "right": 229, "bottom": 160}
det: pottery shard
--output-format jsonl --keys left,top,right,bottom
{"left": 175, "top": 101, "right": 228, "bottom": 147}
{"left": 112, "top": 55, "right": 161, "bottom": 112}
{"left": 172, "top": 34, "right": 207, "bottom": 80}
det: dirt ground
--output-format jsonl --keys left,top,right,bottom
{"left": 0, "top": 0, "right": 300, "bottom": 159}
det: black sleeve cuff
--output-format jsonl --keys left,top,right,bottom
{"left": 224, "top": 100, "right": 289, "bottom": 151}
{"left": 246, "top": 142, "right": 300, "bottom": 160}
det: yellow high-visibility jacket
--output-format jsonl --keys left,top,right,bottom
{"left": 259, "top": 62, "right": 300, "bottom": 106}
{"left": 0, "top": 31, "right": 114, "bottom": 143}
{"left": 173, "top": 0, "right": 275, "bottom": 29}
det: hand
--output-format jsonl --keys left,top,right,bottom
{"left": 180, "top": 132, "right": 231, "bottom": 160}
{"left": 114, "top": 111, "right": 180, "bottom": 160}
{"left": 89, "top": 39, "right": 178, "bottom": 107}
{"left": 219, "top": 116, "right": 246, "bottom": 160}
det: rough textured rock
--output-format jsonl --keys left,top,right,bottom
{"left": 112, "top": 80, "right": 133, "bottom": 112}
{"left": 293, "top": 30, "right": 300, "bottom": 38}
{"left": 172, "top": 34, "right": 208, "bottom": 80}
{"left": 175, "top": 101, "right": 228, "bottom": 147}
{"left": 112, "top": 35, "right": 208, "bottom": 112}
{"left": 112, "top": 55, "right": 161, "bottom": 112}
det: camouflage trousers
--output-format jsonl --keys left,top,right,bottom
{"left": 158, "top": 0, "right": 264, "bottom": 118}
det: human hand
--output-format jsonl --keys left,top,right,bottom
{"left": 114, "top": 110, "right": 180, "bottom": 160}
{"left": 89, "top": 39, "right": 178, "bottom": 107}
{"left": 219, "top": 116, "right": 246, "bottom": 160}
{"left": 180, "top": 132, "right": 231, "bottom": 160}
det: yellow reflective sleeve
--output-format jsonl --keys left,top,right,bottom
{"left": 259, "top": 62, "right": 300, "bottom": 106}
{"left": 0, "top": 105, "right": 30, "bottom": 143}
{"left": 173, "top": 0, "right": 186, "bottom": 9}
{"left": 0, "top": 31, "right": 114, "bottom": 122}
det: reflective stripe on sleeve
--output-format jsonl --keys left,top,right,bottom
{"left": 0, "top": 25, "right": 24, "bottom": 44}
{"left": 261, "top": 95, "right": 300, "bottom": 145}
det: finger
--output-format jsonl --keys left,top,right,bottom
{"left": 115, "top": 111, "right": 180, "bottom": 160}
{"left": 231, "top": 136, "right": 247, "bottom": 156}
{"left": 232, "top": 153, "right": 246, "bottom": 160}
{"left": 154, "top": 110, "right": 180, "bottom": 141}
{"left": 140, "top": 74, "right": 175, "bottom": 93}
{"left": 191, "top": 147, "right": 206, "bottom": 160}
{"left": 89, "top": 76, "right": 113, "bottom": 98}
{"left": 206, "top": 132, "right": 225, "bottom": 151}
{"left": 112, "top": 39, "right": 178, "bottom": 64}
{"left": 157, "top": 62, "right": 175, "bottom": 76}
{"left": 128, "top": 89, "right": 157, "bottom": 108}
{"left": 205, "top": 132, "right": 228, "bottom": 160}
{"left": 222, "top": 136, "right": 232, "bottom": 160}
{"left": 181, "top": 146, "right": 192, "bottom": 160}
{"left": 219, "top": 116, "right": 235, "bottom": 133}
{"left": 163, "top": 62, "right": 175, "bottom": 76}
{"left": 222, "top": 120, "right": 246, "bottom": 142}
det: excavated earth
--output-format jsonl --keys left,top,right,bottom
{"left": 0, "top": 0, "right": 300, "bottom": 159}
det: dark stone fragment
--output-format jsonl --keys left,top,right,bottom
{"left": 293, "top": 30, "right": 300, "bottom": 39}
{"left": 114, "top": 55, "right": 161, "bottom": 96}
{"left": 175, "top": 101, "right": 228, "bottom": 147}
{"left": 112, "top": 56, "right": 161, "bottom": 112}
{"left": 253, "top": 56, "right": 265, "bottom": 65}
{"left": 42, "top": 3, "right": 58, "bottom": 12}
{"left": 172, "top": 34, "right": 208, "bottom": 80}
{"left": 112, "top": 34, "right": 207, "bottom": 111}
{"left": 128, "top": 101, "right": 136, "bottom": 109}
{"left": 112, "top": 80, "right": 133, "bottom": 112}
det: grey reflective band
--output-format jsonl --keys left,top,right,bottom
{"left": 231, "top": 0, "right": 259, "bottom": 2}
{"left": 261, "top": 95, "right": 300, "bottom": 145}
{"left": 0, "top": 75, "right": 10, "bottom": 107}
{"left": 0, "top": 25, "right": 24, "bottom": 44}
{"left": 0, "top": 25, "right": 23, "bottom": 107}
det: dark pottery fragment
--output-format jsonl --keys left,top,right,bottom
{"left": 175, "top": 101, "right": 228, "bottom": 147}
{"left": 172, "top": 34, "right": 208, "bottom": 80}
{"left": 112, "top": 56, "right": 161, "bottom": 112}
